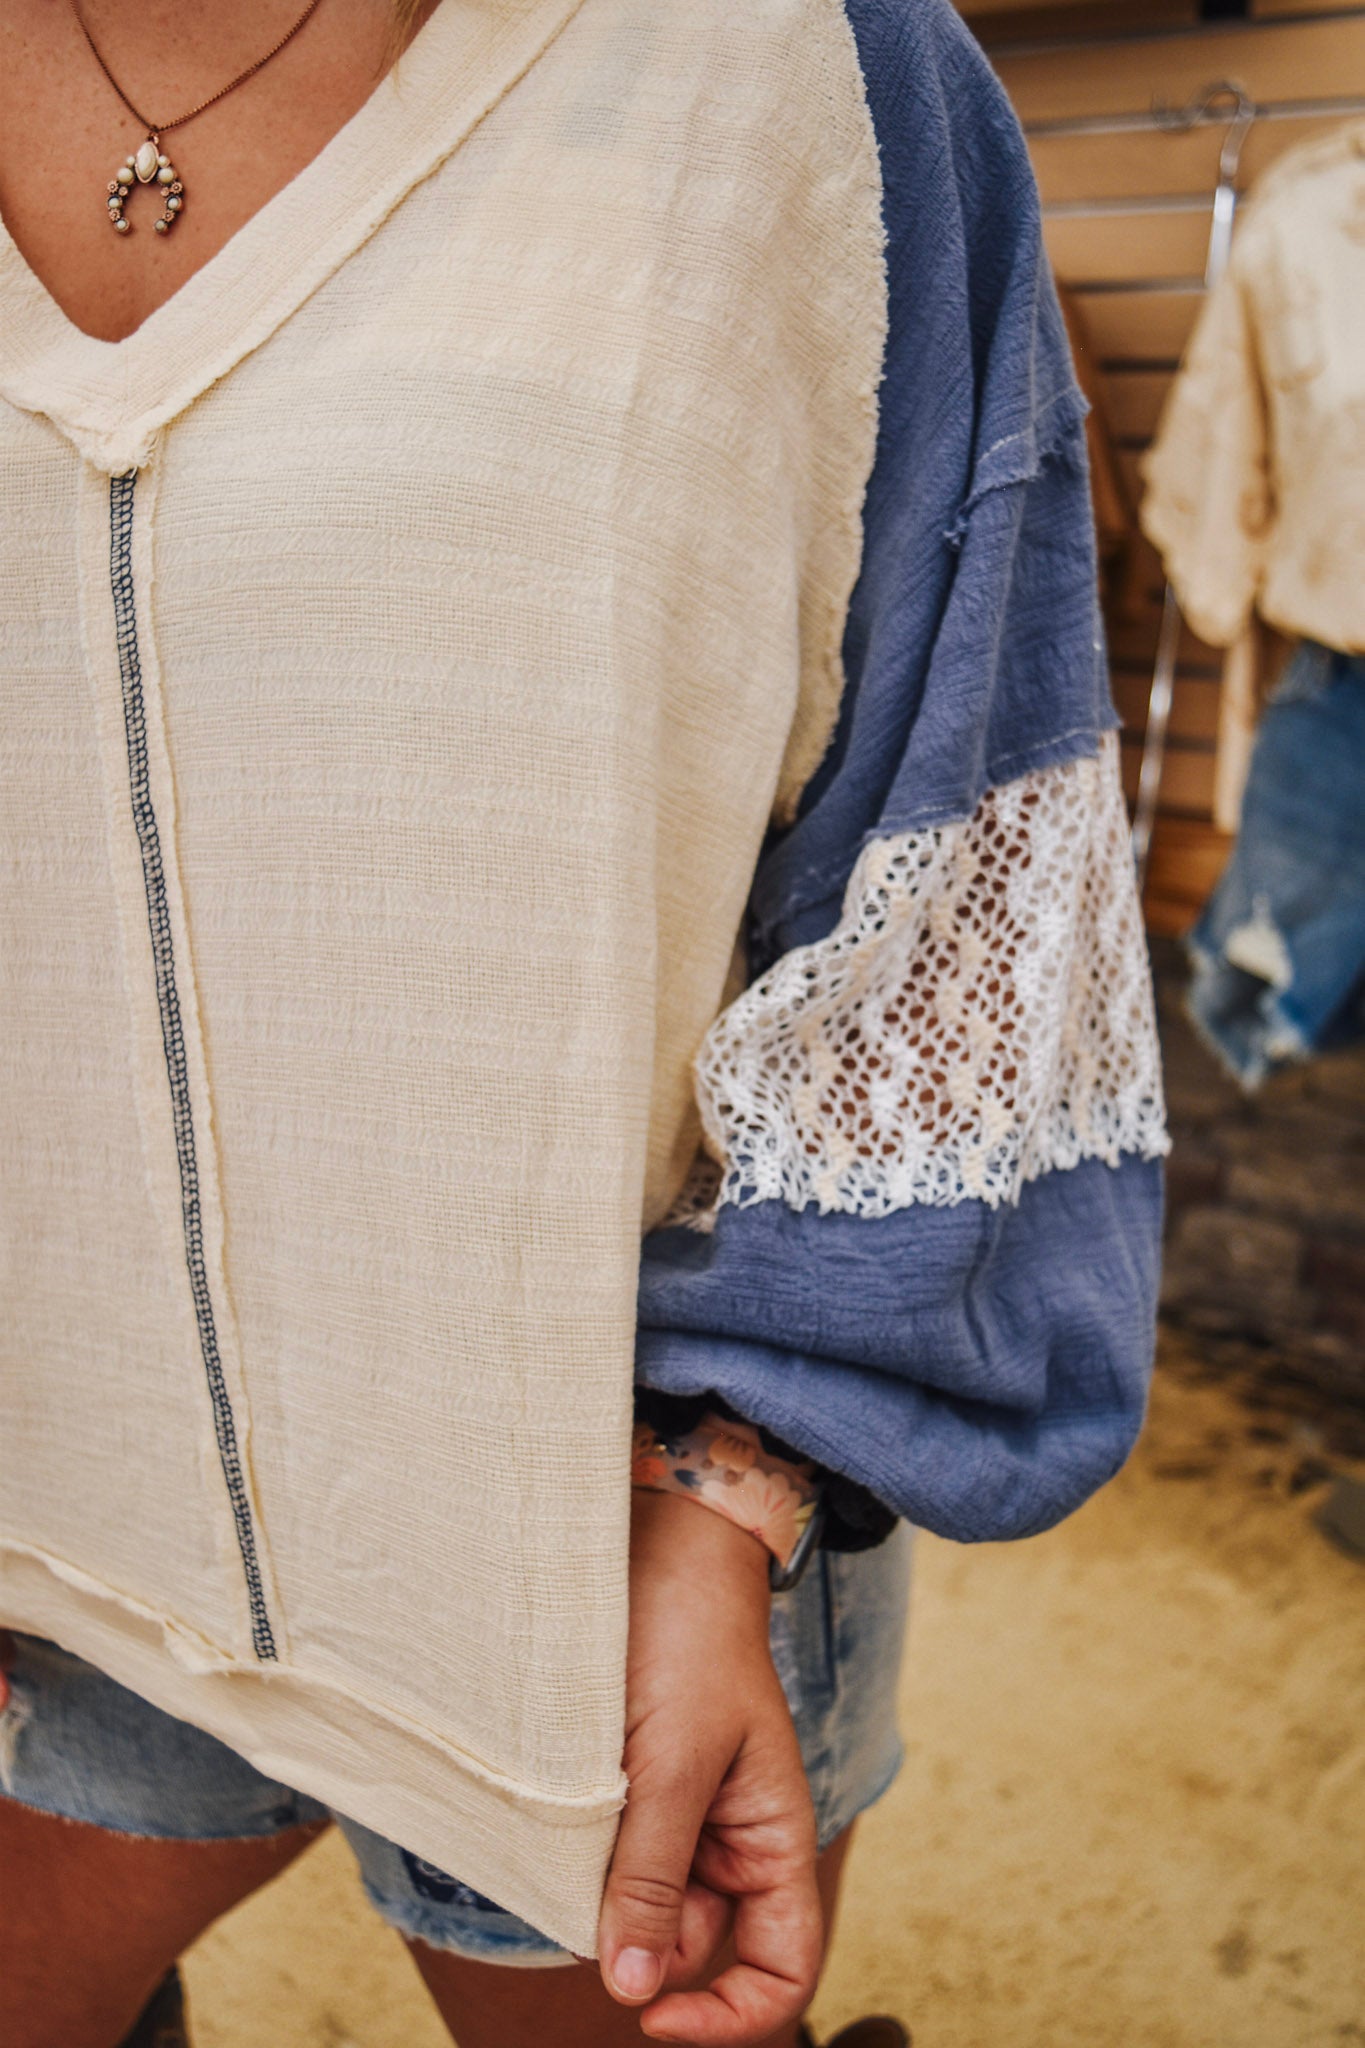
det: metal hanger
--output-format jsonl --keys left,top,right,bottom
{"left": 1131, "top": 79, "right": 1257, "bottom": 886}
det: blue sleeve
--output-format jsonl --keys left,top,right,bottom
{"left": 634, "top": 0, "right": 1167, "bottom": 1546}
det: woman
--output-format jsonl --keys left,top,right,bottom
{"left": 0, "top": 0, "right": 1167, "bottom": 2043}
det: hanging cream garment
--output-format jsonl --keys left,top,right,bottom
{"left": 1140, "top": 119, "right": 1365, "bottom": 831}
{"left": 1140, "top": 118, "right": 1365, "bottom": 658}
{"left": 0, "top": 0, "right": 885, "bottom": 1953}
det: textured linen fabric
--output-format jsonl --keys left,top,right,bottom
{"left": 2, "top": 1520, "right": 910, "bottom": 1963}
{"left": 0, "top": 0, "right": 1168, "bottom": 1957}
{"left": 1139, "top": 118, "right": 1365, "bottom": 655}
{"left": 0, "top": 0, "right": 886, "bottom": 1955}
{"left": 636, "top": 0, "right": 1169, "bottom": 1543}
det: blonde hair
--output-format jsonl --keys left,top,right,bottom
{"left": 383, "top": 0, "right": 429, "bottom": 67}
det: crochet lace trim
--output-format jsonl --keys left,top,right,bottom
{"left": 671, "top": 733, "right": 1169, "bottom": 1227}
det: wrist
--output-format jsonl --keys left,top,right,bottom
{"left": 629, "top": 1483, "right": 773, "bottom": 1603}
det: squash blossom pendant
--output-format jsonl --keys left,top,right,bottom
{"left": 106, "top": 136, "right": 184, "bottom": 235}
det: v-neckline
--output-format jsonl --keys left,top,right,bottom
{"left": 0, "top": 0, "right": 589, "bottom": 474}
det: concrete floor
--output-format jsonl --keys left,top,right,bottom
{"left": 182, "top": 1344, "right": 1365, "bottom": 2048}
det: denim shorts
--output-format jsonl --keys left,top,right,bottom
{"left": 0, "top": 1524, "right": 910, "bottom": 1965}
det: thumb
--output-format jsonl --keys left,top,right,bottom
{"left": 598, "top": 1758, "right": 711, "bottom": 2007}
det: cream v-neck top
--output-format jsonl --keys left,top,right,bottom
{"left": 0, "top": 0, "right": 885, "bottom": 1952}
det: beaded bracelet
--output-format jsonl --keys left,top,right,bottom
{"left": 631, "top": 1412, "right": 825, "bottom": 1590}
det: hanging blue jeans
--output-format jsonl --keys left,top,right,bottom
{"left": 1187, "top": 639, "right": 1365, "bottom": 1088}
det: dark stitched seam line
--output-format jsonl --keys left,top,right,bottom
{"left": 108, "top": 470, "right": 277, "bottom": 1662}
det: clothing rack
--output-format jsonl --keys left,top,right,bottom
{"left": 1025, "top": 89, "right": 1365, "bottom": 137}
{"left": 959, "top": 0, "right": 1365, "bottom": 930}
{"left": 1131, "top": 81, "right": 1255, "bottom": 882}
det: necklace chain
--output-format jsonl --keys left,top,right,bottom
{"left": 71, "top": 0, "right": 327, "bottom": 139}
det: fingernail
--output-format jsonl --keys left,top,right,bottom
{"left": 611, "top": 1947, "right": 663, "bottom": 1999}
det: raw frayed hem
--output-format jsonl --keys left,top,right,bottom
{"left": 359, "top": 1877, "right": 580, "bottom": 1968}
{"left": 814, "top": 1735, "right": 905, "bottom": 1855}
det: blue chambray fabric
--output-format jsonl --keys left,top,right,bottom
{"left": 639, "top": 1158, "right": 1163, "bottom": 1543}
{"left": 747, "top": 0, "right": 1117, "bottom": 968}
{"left": 635, "top": 0, "right": 1162, "bottom": 1544}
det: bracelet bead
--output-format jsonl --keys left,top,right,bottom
{"left": 630, "top": 1411, "right": 821, "bottom": 1574}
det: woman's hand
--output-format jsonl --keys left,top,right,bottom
{"left": 596, "top": 1487, "right": 822, "bottom": 2045}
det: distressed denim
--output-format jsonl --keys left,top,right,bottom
{"left": 0, "top": 1524, "right": 910, "bottom": 1965}
{"left": 1187, "top": 640, "right": 1365, "bottom": 1088}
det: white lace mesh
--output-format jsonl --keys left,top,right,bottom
{"left": 676, "top": 734, "right": 1168, "bottom": 1226}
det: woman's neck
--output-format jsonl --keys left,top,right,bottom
{"left": 0, "top": 0, "right": 440, "bottom": 344}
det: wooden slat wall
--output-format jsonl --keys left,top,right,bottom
{"left": 1043, "top": 207, "right": 1213, "bottom": 282}
{"left": 964, "top": 3, "right": 1365, "bottom": 46}
{"left": 1073, "top": 287, "right": 1201, "bottom": 361}
{"left": 993, "top": 18, "right": 1365, "bottom": 122}
{"left": 966, "top": 1, "right": 1199, "bottom": 37}
{"left": 965, "top": 0, "right": 1109, "bottom": 11}
{"left": 957, "top": 0, "right": 1365, "bottom": 933}
{"left": 1251, "top": 0, "right": 1365, "bottom": 15}
{"left": 1030, "top": 112, "right": 1342, "bottom": 203}
{"left": 1112, "top": 670, "right": 1221, "bottom": 742}
{"left": 1104, "top": 371, "right": 1173, "bottom": 439}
